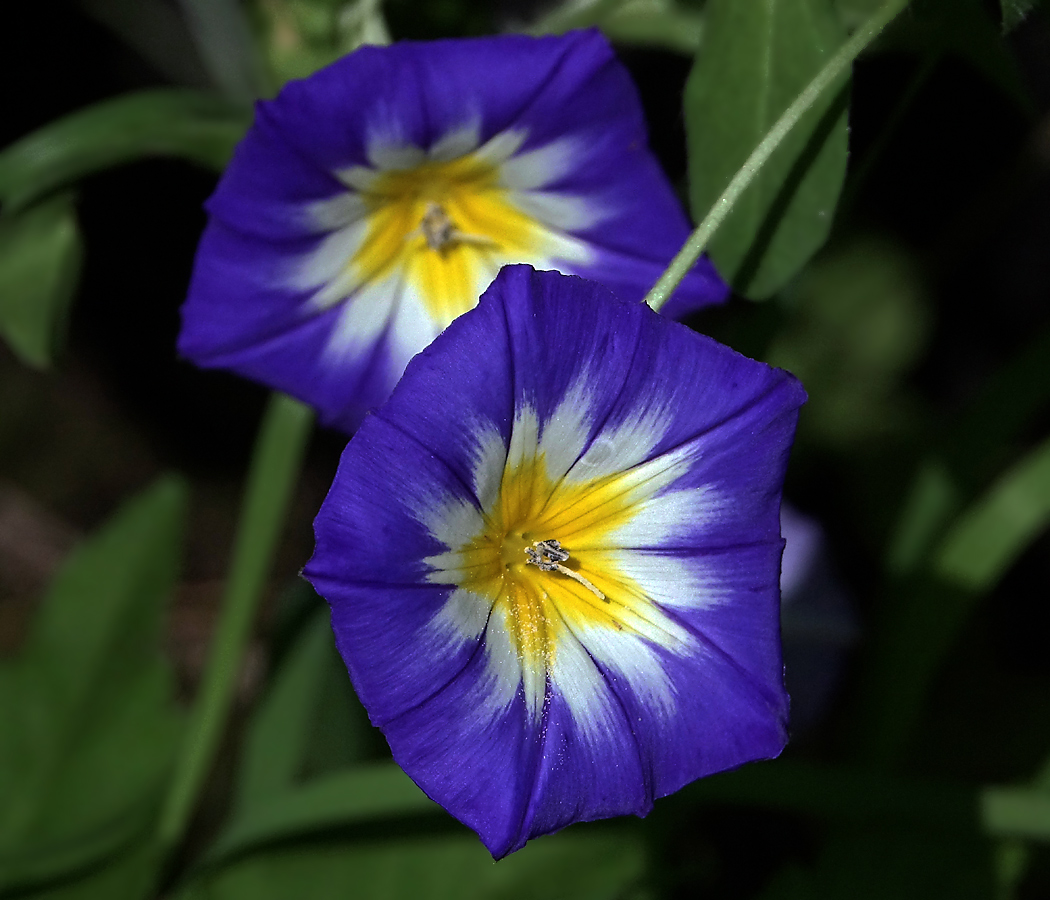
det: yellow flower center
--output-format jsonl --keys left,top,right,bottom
{"left": 349, "top": 151, "right": 552, "bottom": 325}
{"left": 453, "top": 453, "right": 649, "bottom": 671}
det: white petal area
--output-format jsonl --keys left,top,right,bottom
{"left": 507, "top": 405, "right": 541, "bottom": 475}
{"left": 367, "top": 138, "right": 427, "bottom": 172}
{"left": 606, "top": 485, "right": 724, "bottom": 550}
{"left": 564, "top": 618, "right": 681, "bottom": 722}
{"left": 300, "top": 191, "right": 369, "bottom": 231}
{"left": 549, "top": 628, "right": 622, "bottom": 742}
{"left": 498, "top": 138, "right": 581, "bottom": 191}
{"left": 431, "top": 585, "right": 491, "bottom": 641}
{"left": 605, "top": 547, "right": 725, "bottom": 612}
{"left": 383, "top": 277, "right": 449, "bottom": 378}
{"left": 322, "top": 269, "right": 400, "bottom": 361}
{"left": 469, "top": 422, "right": 510, "bottom": 512}
{"left": 428, "top": 120, "right": 481, "bottom": 161}
{"left": 510, "top": 190, "right": 610, "bottom": 232}
{"left": 472, "top": 129, "right": 528, "bottom": 168}
{"left": 483, "top": 604, "right": 537, "bottom": 716}
{"left": 537, "top": 377, "right": 593, "bottom": 485}
{"left": 421, "top": 496, "right": 486, "bottom": 577}
{"left": 336, "top": 165, "right": 380, "bottom": 193}
{"left": 533, "top": 232, "right": 595, "bottom": 268}
{"left": 565, "top": 401, "right": 675, "bottom": 485}
{"left": 287, "top": 220, "right": 370, "bottom": 308}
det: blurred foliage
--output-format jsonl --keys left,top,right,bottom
{"left": 766, "top": 236, "right": 930, "bottom": 447}
{"left": 2, "top": 0, "right": 1050, "bottom": 898}
{"left": 0, "top": 480, "right": 185, "bottom": 895}
{"left": 0, "top": 195, "right": 83, "bottom": 369}
{"left": 684, "top": 0, "right": 850, "bottom": 299}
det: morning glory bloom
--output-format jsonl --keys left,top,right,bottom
{"left": 179, "top": 30, "right": 728, "bottom": 431}
{"left": 306, "top": 266, "right": 805, "bottom": 857}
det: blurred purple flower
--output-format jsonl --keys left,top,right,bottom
{"left": 305, "top": 266, "right": 804, "bottom": 856}
{"left": 179, "top": 30, "right": 727, "bottom": 432}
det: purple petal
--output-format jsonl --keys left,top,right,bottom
{"left": 180, "top": 32, "right": 727, "bottom": 432}
{"left": 306, "top": 267, "right": 803, "bottom": 854}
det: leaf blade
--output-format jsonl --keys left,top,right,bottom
{"left": 0, "top": 90, "right": 250, "bottom": 214}
{"left": 0, "top": 196, "right": 82, "bottom": 369}
{"left": 684, "top": 0, "right": 850, "bottom": 299}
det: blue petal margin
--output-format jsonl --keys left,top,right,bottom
{"left": 306, "top": 266, "right": 805, "bottom": 857}
{"left": 179, "top": 31, "right": 728, "bottom": 433}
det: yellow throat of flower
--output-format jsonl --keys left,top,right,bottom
{"left": 453, "top": 453, "right": 650, "bottom": 672}
{"left": 350, "top": 152, "right": 551, "bottom": 325}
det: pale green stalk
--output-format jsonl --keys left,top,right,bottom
{"left": 157, "top": 393, "right": 313, "bottom": 853}
{"left": 644, "top": 0, "right": 911, "bottom": 312}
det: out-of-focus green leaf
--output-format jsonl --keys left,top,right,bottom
{"left": 1001, "top": 0, "right": 1042, "bottom": 32}
{"left": 0, "top": 195, "right": 82, "bottom": 369}
{"left": 934, "top": 435, "right": 1050, "bottom": 592}
{"left": 254, "top": 0, "right": 390, "bottom": 87}
{"left": 0, "top": 479, "right": 186, "bottom": 893}
{"left": 79, "top": 0, "right": 211, "bottom": 89}
{"left": 982, "top": 787, "right": 1050, "bottom": 842}
{"left": 993, "top": 759, "right": 1050, "bottom": 895}
{"left": 599, "top": 1, "right": 705, "bottom": 56}
{"left": 0, "top": 90, "right": 251, "bottom": 215}
{"left": 684, "top": 0, "right": 849, "bottom": 299}
{"left": 203, "top": 763, "right": 437, "bottom": 867}
{"left": 182, "top": 830, "right": 644, "bottom": 900}
{"left": 530, "top": 0, "right": 704, "bottom": 55}
{"left": 178, "top": 0, "right": 272, "bottom": 101}
{"left": 765, "top": 235, "right": 930, "bottom": 445}
{"left": 757, "top": 827, "right": 996, "bottom": 899}
{"left": 832, "top": 0, "right": 884, "bottom": 31}
{"left": 888, "top": 321, "right": 1050, "bottom": 576}
{"left": 235, "top": 611, "right": 363, "bottom": 811}
{"left": 20, "top": 837, "right": 161, "bottom": 900}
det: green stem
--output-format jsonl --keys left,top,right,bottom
{"left": 158, "top": 392, "right": 313, "bottom": 853}
{"left": 643, "top": 0, "right": 911, "bottom": 313}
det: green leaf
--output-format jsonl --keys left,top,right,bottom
{"left": 684, "top": 0, "right": 849, "bottom": 299}
{"left": 17, "top": 837, "right": 161, "bottom": 900}
{"left": 182, "top": 830, "right": 644, "bottom": 900}
{"left": 0, "top": 90, "right": 251, "bottom": 215}
{"left": 202, "top": 764, "right": 437, "bottom": 868}
{"left": 982, "top": 787, "right": 1050, "bottom": 842}
{"left": 600, "top": 1, "right": 706, "bottom": 56}
{"left": 234, "top": 609, "right": 371, "bottom": 811}
{"left": 934, "top": 435, "right": 1050, "bottom": 592}
{"left": 765, "top": 235, "right": 930, "bottom": 446}
{"left": 179, "top": 0, "right": 271, "bottom": 101}
{"left": 0, "top": 195, "right": 82, "bottom": 369}
{"left": 1001, "top": 0, "right": 1042, "bottom": 32}
{"left": 0, "top": 479, "right": 186, "bottom": 893}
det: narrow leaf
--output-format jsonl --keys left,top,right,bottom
{"left": 1001, "top": 0, "right": 1042, "bottom": 32}
{"left": 0, "top": 195, "right": 82, "bottom": 369}
{"left": 184, "top": 832, "right": 644, "bottom": 900}
{"left": 0, "top": 90, "right": 251, "bottom": 215}
{"left": 982, "top": 787, "right": 1050, "bottom": 842}
{"left": 684, "top": 0, "right": 849, "bottom": 299}
{"left": 0, "top": 479, "right": 186, "bottom": 892}
{"left": 234, "top": 612, "right": 333, "bottom": 811}
{"left": 203, "top": 764, "right": 437, "bottom": 867}
{"left": 176, "top": 0, "right": 270, "bottom": 101}
{"left": 935, "top": 435, "right": 1050, "bottom": 592}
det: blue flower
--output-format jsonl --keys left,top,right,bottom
{"left": 179, "top": 31, "right": 727, "bottom": 431}
{"left": 305, "top": 266, "right": 805, "bottom": 856}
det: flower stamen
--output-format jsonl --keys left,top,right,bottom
{"left": 415, "top": 202, "right": 497, "bottom": 252}
{"left": 525, "top": 539, "right": 607, "bottom": 601}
